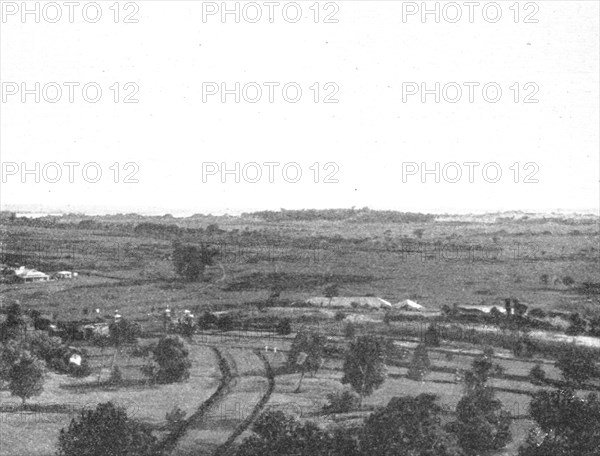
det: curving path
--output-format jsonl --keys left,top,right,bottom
{"left": 168, "top": 343, "right": 274, "bottom": 456}
{"left": 157, "top": 346, "right": 236, "bottom": 455}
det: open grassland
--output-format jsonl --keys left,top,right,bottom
{"left": 1, "top": 213, "right": 598, "bottom": 455}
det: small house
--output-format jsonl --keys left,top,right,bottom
{"left": 14, "top": 266, "right": 50, "bottom": 283}
{"left": 55, "top": 271, "right": 77, "bottom": 279}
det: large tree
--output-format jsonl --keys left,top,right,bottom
{"left": 449, "top": 352, "right": 512, "bottom": 455}
{"left": 556, "top": 347, "right": 599, "bottom": 387}
{"left": 341, "top": 335, "right": 387, "bottom": 406}
{"left": 9, "top": 354, "right": 45, "bottom": 405}
{"left": 233, "top": 410, "right": 359, "bottom": 456}
{"left": 1, "top": 302, "right": 27, "bottom": 340}
{"left": 57, "top": 401, "right": 157, "bottom": 456}
{"left": 287, "top": 330, "right": 325, "bottom": 392}
{"left": 152, "top": 335, "right": 191, "bottom": 383}
{"left": 172, "top": 241, "right": 219, "bottom": 281}
{"left": 361, "top": 394, "right": 464, "bottom": 456}
{"left": 519, "top": 388, "right": 600, "bottom": 456}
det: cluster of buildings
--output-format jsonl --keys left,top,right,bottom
{"left": 305, "top": 296, "right": 425, "bottom": 311}
{"left": 1, "top": 266, "right": 78, "bottom": 283}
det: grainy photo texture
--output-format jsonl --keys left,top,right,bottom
{"left": 0, "top": 2, "right": 599, "bottom": 456}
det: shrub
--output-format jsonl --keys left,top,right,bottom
{"left": 57, "top": 402, "right": 156, "bottom": 456}
{"left": 276, "top": 318, "right": 292, "bottom": 335}
{"left": 109, "top": 366, "right": 123, "bottom": 385}
{"left": 165, "top": 406, "right": 186, "bottom": 425}
{"left": 345, "top": 322, "right": 356, "bottom": 339}
{"left": 528, "top": 308, "right": 547, "bottom": 319}
{"left": 152, "top": 336, "right": 191, "bottom": 384}
{"left": 217, "top": 314, "right": 234, "bottom": 331}
{"left": 334, "top": 311, "right": 346, "bottom": 321}
{"left": 562, "top": 276, "right": 575, "bottom": 286}
{"left": 322, "top": 389, "right": 361, "bottom": 414}
{"left": 424, "top": 324, "right": 440, "bottom": 347}
{"left": 556, "top": 347, "right": 599, "bottom": 387}
{"left": 407, "top": 343, "right": 431, "bottom": 381}
{"left": 566, "top": 313, "right": 587, "bottom": 335}
{"left": 197, "top": 311, "right": 219, "bottom": 329}
{"left": 529, "top": 364, "right": 546, "bottom": 385}
{"left": 109, "top": 319, "right": 141, "bottom": 345}
{"left": 68, "top": 356, "right": 92, "bottom": 378}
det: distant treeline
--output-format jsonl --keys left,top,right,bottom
{"left": 244, "top": 208, "right": 435, "bottom": 223}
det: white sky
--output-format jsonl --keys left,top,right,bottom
{"left": 1, "top": 1, "right": 598, "bottom": 216}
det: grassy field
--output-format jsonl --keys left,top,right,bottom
{"left": 0, "top": 212, "right": 598, "bottom": 455}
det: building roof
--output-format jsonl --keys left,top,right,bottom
{"left": 15, "top": 267, "right": 49, "bottom": 279}
{"left": 306, "top": 297, "right": 392, "bottom": 309}
{"left": 458, "top": 305, "right": 506, "bottom": 314}
{"left": 394, "top": 299, "right": 424, "bottom": 310}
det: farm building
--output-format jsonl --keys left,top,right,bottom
{"left": 55, "top": 271, "right": 77, "bottom": 279}
{"left": 13, "top": 266, "right": 50, "bottom": 282}
{"left": 457, "top": 305, "right": 506, "bottom": 315}
{"left": 394, "top": 299, "right": 424, "bottom": 311}
{"left": 305, "top": 296, "right": 392, "bottom": 310}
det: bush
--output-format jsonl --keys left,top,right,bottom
{"left": 424, "top": 324, "right": 440, "bottom": 347}
{"left": 322, "top": 389, "right": 360, "bottom": 414}
{"left": 562, "top": 276, "right": 575, "bottom": 286}
{"left": 57, "top": 402, "right": 156, "bottom": 456}
{"left": 152, "top": 336, "right": 191, "bottom": 384}
{"left": 528, "top": 308, "right": 547, "bottom": 319}
{"left": 197, "top": 311, "right": 218, "bottom": 329}
{"left": 109, "top": 366, "right": 123, "bottom": 385}
{"left": 345, "top": 322, "right": 356, "bottom": 339}
{"left": 217, "top": 314, "right": 234, "bottom": 332}
{"left": 556, "top": 347, "right": 599, "bottom": 387}
{"left": 68, "top": 356, "right": 92, "bottom": 378}
{"left": 109, "top": 319, "right": 141, "bottom": 345}
{"left": 165, "top": 406, "right": 186, "bottom": 425}
{"left": 529, "top": 364, "right": 546, "bottom": 385}
{"left": 407, "top": 343, "right": 431, "bottom": 381}
{"left": 276, "top": 318, "right": 292, "bottom": 335}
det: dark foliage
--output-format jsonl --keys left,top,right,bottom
{"left": 519, "top": 389, "right": 600, "bottom": 456}
{"left": 57, "top": 402, "right": 157, "bottom": 456}
{"left": 151, "top": 336, "right": 191, "bottom": 384}
{"left": 233, "top": 411, "right": 360, "bottom": 456}
{"left": 172, "top": 241, "right": 218, "bottom": 281}
{"left": 361, "top": 394, "right": 464, "bottom": 456}
{"left": 342, "top": 336, "right": 387, "bottom": 403}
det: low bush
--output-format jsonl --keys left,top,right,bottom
{"left": 322, "top": 389, "right": 360, "bottom": 414}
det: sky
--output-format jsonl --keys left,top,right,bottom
{"left": 1, "top": 1, "right": 599, "bottom": 216}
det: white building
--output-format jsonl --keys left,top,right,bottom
{"left": 14, "top": 266, "right": 50, "bottom": 283}
{"left": 305, "top": 296, "right": 393, "bottom": 310}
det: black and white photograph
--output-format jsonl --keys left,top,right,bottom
{"left": 0, "top": 1, "right": 599, "bottom": 455}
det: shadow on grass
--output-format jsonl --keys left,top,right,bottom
{"left": 59, "top": 378, "right": 153, "bottom": 392}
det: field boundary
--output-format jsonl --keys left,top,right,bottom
{"left": 212, "top": 349, "right": 275, "bottom": 456}
{"left": 156, "top": 346, "right": 235, "bottom": 455}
